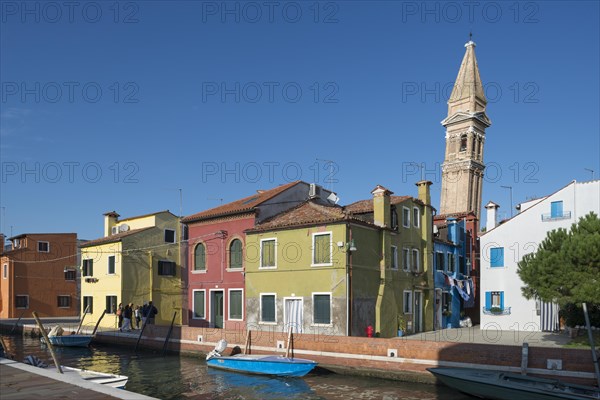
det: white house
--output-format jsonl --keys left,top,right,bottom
{"left": 480, "top": 180, "right": 600, "bottom": 331}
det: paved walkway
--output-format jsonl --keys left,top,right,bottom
{"left": 401, "top": 325, "right": 571, "bottom": 347}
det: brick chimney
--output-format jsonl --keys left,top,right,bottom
{"left": 104, "top": 211, "right": 120, "bottom": 236}
{"left": 371, "top": 185, "right": 392, "bottom": 228}
{"left": 485, "top": 201, "right": 500, "bottom": 230}
{"left": 415, "top": 180, "right": 432, "bottom": 206}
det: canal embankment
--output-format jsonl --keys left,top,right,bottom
{"left": 2, "top": 319, "right": 596, "bottom": 386}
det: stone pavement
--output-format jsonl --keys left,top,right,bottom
{"left": 401, "top": 325, "right": 571, "bottom": 347}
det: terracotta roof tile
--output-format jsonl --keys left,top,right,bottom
{"left": 251, "top": 201, "right": 349, "bottom": 231}
{"left": 182, "top": 181, "right": 301, "bottom": 223}
{"left": 79, "top": 227, "right": 153, "bottom": 248}
{"left": 345, "top": 195, "right": 412, "bottom": 214}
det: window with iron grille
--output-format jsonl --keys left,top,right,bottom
{"left": 158, "top": 260, "right": 176, "bottom": 276}
{"left": 57, "top": 296, "right": 71, "bottom": 308}
{"left": 15, "top": 295, "right": 29, "bottom": 309}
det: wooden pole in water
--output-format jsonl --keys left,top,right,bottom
{"left": 162, "top": 311, "right": 177, "bottom": 355}
{"left": 91, "top": 310, "right": 106, "bottom": 336}
{"left": 9, "top": 310, "right": 26, "bottom": 334}
{"left": 135, "top": 312, "right": 150, "bottom": 353}
{"left": 583, "top": 303, "right": 600, "bottom": 388}
{"left": 244, "top": 330, "right": 251, "bottom": 355}
{"left": 285, "top": 327, "right": 293, "bottom": 358}
{"left": 32, "top": 312, "right": 63, "bottom": 374}
{"left": 76, "top": 305, "right": 90, "bottom": 334}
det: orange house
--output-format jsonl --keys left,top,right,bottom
{"left": 0, "top": 233, "right": 79, "bottom": 318}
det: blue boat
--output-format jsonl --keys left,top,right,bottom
{"left": 42, "top": 334, "right": 93, "bottom": 348}
{"left": 207, "top": 354, "right": 317, "bottom": 377}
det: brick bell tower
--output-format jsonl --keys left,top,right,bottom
{"left": 439, "top": 39, "right": 491, "bottom": 220}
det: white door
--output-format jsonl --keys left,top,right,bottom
{"left": 414, "top": 291, "right": 423, "bottom": 333}
{"left": 284, "top": 298, "right": 303, "bottom": 333}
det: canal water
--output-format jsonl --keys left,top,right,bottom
{"left": 2, "top": 335, "right": 470, "bottom": 399}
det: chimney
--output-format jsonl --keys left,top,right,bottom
{"left": 371, "top": 185, "right": 392, "bottom": 228}
{"left": 103, "top": 211, "right": 120, "bottom": 236}
{"left": 0, "top": 233, "right": 4, "bottom": 255}
{"left": 415, "top": 180, "right": 433, "bottom": 206}
{"left": 447, "top": 217, "right": 458, "bottom": 244}
{"left": 485, "top": 201, "right": 500, "bottom": 230}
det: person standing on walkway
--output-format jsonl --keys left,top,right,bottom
{"left": 134, "top": 305, "right": 141, "bottom": 329}
{"left": 141, "top": 302, "right": 149, "bottom": 326}
{"left": 147, "top": 301, "right": 158, "bottom": 325}
{"left": 116, "top": 303, "right": 123, "bottom": 330}
{"left": 121, "top": 303, "right": 133, "bottom": 332}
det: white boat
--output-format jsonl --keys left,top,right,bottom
{"left": 50, "top": 365, "right": 128, "bottom": 389}
{"left": 428, "top": 367, "right": 600, "bottom": 400}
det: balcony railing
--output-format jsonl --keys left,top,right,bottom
{"left": 541, "top": 211, "right": 571, "bottom": 221}
{"left": 482, "top": 306, "right": 511, "bottom": 316}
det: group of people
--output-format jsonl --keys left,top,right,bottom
{"left": 116, "top": 301, "right": 158, "bottom": 332}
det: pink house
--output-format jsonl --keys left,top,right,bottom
{"left": 182, "top": 181, "right": 334, "bottom": 328}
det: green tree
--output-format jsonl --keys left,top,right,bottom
{"left": 517, "top": 212, "right": 600, "bottom": 306}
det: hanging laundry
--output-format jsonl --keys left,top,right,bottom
{"left": 455, "top": 281, "right": 470, "bottom": 301}
{"left": 466, "top": 278, "right": 471, "bottom": 296}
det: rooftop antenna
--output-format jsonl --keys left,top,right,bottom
{"left": 469, "top": 31, "right": 473, "bottom": 41}
{"left": 207, "top": 197, "right": 224, "bottom": 204}
{"left": 584, "top": 168, "right": 595, "bottom": 180}
{"left": 316, "top": 158, "right": 336, "bottom": 193}
{"left": 178, "top": 188, "right": 183, "bottom": 218}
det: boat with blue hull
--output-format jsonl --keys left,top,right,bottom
{"left": 207, "top": 354, "right": 317, "bottom": 377}
{"left": 43, "top": 334, "right": 93, "bottom": 348}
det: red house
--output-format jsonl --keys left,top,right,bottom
{"left": 182, "top": 181, "right": 335, "bottom": 328}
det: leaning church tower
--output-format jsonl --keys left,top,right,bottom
{"left": 439, "top": 40, "right": 491, "bottom": 220}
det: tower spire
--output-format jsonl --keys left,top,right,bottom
{"left": 448, "top": 37, "right": 487, "bottom": 116}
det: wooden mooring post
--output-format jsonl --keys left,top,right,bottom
{"left": 9, "top": 310, "right": 26, "bottom": 334}
{"left": 32, "top": 312, "right": 63, "bottom": 374}
{"left": 162, "top": 312, "right": 177, "bottom": 356}
{"left": 520, "top": 342, "right": 529, "bottom": 375}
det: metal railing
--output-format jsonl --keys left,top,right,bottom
{"left": 482, "top": 306, "right": 511, "bottom": 316}
{"left": 541, "top": 211, "right": 571, "bottom": 221}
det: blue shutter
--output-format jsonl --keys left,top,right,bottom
{"left": 551, "top": 201, "right": 563, "bottom": 218}
{"left": 500, "top": 292, "right": 505, "bottom": 310}
{"left": 485, "top": 292, "right": 491, "bottom": 310}
{"left": 491, "top": 247, "right": 504, "bottom": 267}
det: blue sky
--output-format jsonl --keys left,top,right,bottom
{"left": 1, "top": 0, "right": 599, "bottom": 241}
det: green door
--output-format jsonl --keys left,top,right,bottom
{"left": 212, "top": 291, "right": 224, "bottom": 328}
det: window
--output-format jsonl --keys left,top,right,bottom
{"left": 391, "top": 208, "right": 398, "bottom": 230}
{"left": 108, "top": 255, "right": 115, "bottom": 274}
{"left": 194, "top": 243, "right": 206, "bottom": 271}
{"left": 403, "top": 290, "right": 413, "bottom": 314}
{"left": 403, "top": 248, "right": 410, "bottom": 271}
{"left": 260, "top": 239, "right": 276, "bottom": 268}
{"left": 158, "top": 260, "right": 176, "bottom": 276}
{"left": 412, "top": 249, "right": 420, "bottom": 272}
{"left": 229, "top": 239, "right": 243, "bottom": 269}
{"left": 459, "top": 256, "right": 464, "bottom": 274}
{"left": 550, "top": 201, "right": 563, "bottom": 218}
{"left": 64, "top": 269, "right": 76, "bottom": 281}
{"left": 106, "top": 296, "right": 117, "bottom": 314}
{"left": 182, "top": 225, "right": 189, "bottom": 241}
{"left": 228, "top": 289, "right": 243, "bottom": 320}
{"left": 490, "top": 247, "right": 504, "bottom": 268}
{"left": 485, "top": 291, "right": 504, "bottom": 311}
{"left": 38, "top": 241, "right": 49, "bottom": 253}
{"left": 460, "top": 134, "right": 467, "bottom": 152}
{"left": 82, "top": 259, "right": 93, "bottom": 277}
{"left": 260, "top": 294, "right": 276, "bottom": 323}
{"left": 391, "top": 246, "right": 398, "bottom": 269}
{"left": 3, "top": 264, "right": 7, "bottom": 279}
{"left": 313, "top": 294, "right": 331, "bottom": 325}
{"left": 193, "top": 290, "right": 205, "bottom": 319}
{"left": 442, "top": 292, "right": 452, "bottom": 313}
{"left": 447, "top": 253, "right": 455, "bottom": 273}
{"left": 436, "top": 252, "right": 444, "bottom": 271}
{"left": 402, "top": 207, "right": 410, "bottom": 228}
{"left": 164, "top": 229, "right": 176, "bottom": 243}
{"left": 312, "top": 233, "right": 332, "bottom": 265}
{"left": 15, "top": 295, "right": 29, "bottom": 309}
{"left": 413, "top": 207, "right": 420, "bottom": 228}
{"left": 83, "top": 296, "right": 93, "bottom": 313}
{"left": 57, "top": 295, "right": 71, "bottom": 308}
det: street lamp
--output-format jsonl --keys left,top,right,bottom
{"left": 500, "top": 185, "right": 513, "bottom": 218}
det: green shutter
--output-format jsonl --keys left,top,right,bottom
{"left": 195, "top": 244, "right": 206, "bottom": 271}
{"left": 230, "top": 240, "right": 243, "bottom": 269}
{"left": 229, "top": 290, "right": 242, "bottom": 319}
{"left": 314, "top": 295, "right": 331, "bottom": 324}
{"left": 262, "top": 240, "right": 275, "bottom": 267}
{"left": 194, "top": 291, "right": 205, "bottom": 318}
{"left": 261, "top": 295, "right": 275, "bottom": 322}
{"left": 314, "top": 234, "right": 330, "bottom": 264}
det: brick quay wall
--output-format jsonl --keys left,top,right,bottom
{"left": 2, "top": 322, "right": 596, "bottom": 386}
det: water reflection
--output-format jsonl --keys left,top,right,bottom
{"left": 2, "top": 335, "right": 470, "bottom": 399}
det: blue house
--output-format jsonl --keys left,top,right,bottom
{"left": 433, "top": 217, "right": 474, "bottom": 329}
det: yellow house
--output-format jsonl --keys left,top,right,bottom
{"left": 79, "top": 210, "right": 184, "bottom": 329}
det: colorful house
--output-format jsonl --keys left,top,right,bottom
{"left": 480, "top": 179, "right": 599, "bottom": 331}
{"left": 433, "top": 218, "right": 473, "bottom": 329}
{"left": 182, "top": 181, "right": 335, "bottom": 329}
{"left": 79, "top": 210, "right": 183, "bottom": 329}
{"left": 1, "top": 233, "right": 78, "bottom": 318}
{"left": 244, "top": 181, "right": 434, "bottom": 338}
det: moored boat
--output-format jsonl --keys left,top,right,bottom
{"left": 428, "top": 367, "right": 600, "bottom": 400}
{"left": 206, "top": 340, "right": 317, "bottom": 377}
{"left": 50, "top": 365, "right": 128, "bottom": 389}
{"left": 43, "top": 334, "right": 93, "bottom": 348}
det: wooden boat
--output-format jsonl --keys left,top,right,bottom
{"left": 427, "top": 367, "right": 600, "bottom": 400}
{"left": 206, "top": 339, "right": 317, "bottom": 377}
{"left": 43, "top": 334, "right": 93, "bottom": 348}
